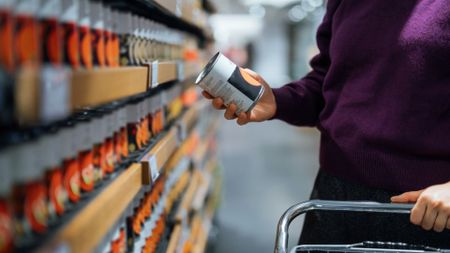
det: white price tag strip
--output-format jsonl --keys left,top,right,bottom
{"left": 177, "top": 121, "right": 186, "bottom": 143}
{"left": 143, "top": 61, "right": 152, "bottom": 89}
{"left": 40, "top": 66, "right": 70, "bottom": 122}
{"left": 151, "top": 61, "right": 159, "bottom": 87}
{"left": 176, "top": 60, "right": 184, "bottom": 80}
{"left": 148, "top": 155, "right": 159, "bottom": 182}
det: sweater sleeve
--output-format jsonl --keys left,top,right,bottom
{"left": 271, "top": 0, "right": 339, "bottom": 126}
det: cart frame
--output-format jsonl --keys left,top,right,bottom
{"left": 274, "top": 200, "right": 450, "bottom": 253}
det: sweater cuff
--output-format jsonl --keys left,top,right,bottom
{"left": 270, "top": 87, "right": 293, "bottom": 121}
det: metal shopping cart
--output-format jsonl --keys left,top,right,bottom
{"left": 274, "top": 200, "right": 450, "bottom": 253}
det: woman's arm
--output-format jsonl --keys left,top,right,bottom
{"left": 391, "top": 181, "right": 450, "bottom": 232}
{"left": 203, "top": 0, "right": 341, "bottom": 126}
{"left": 270, "top": 0, "right": 340, "bottom": 126}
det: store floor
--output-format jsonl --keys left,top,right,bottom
{"left": 213, "top": 119, "right": 321, "bottom": 253}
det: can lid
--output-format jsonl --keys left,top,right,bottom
{"left": 79, "top": 0, "right": 90, "bottom": 27}
{"left": 90, "top": 1, "right": 103, "bottom": 29}
{"left": 0, "top": 0, "right": 14, "bottom": 9}
{"left": 195, "top": 52, "right": 222, "bottom": 85}
{"left": 0, "top": 148, "right": 13, "bottom": 196}
{"left": 38, "top": 0, "right": 61, "bottom": 19}
{"left": 103, "top": 5, "right": 111, "bottom": 32}
{"left": 14, "top": 0, "right": 40, "bottom": 15}
{"left": 61, "top": 0, "right": 79, "bottom": 23}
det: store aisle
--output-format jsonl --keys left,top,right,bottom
{"left": 213, "top": 119, "right": 321, "bottom": 253}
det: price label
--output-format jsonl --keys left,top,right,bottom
{"left": 177, "top": 121, "right": 186, "bottom": 143}
{"left": 40, "top": 66, "right": 70, "bottom": 122}
{"left": 176, "top": 60, "right": 184, "bottom": 80}
{"left": 151, "top": 61, "right": 159, "bottom": 87}
{"left": 148, "top": 155, "right": 159, "bottom": 182}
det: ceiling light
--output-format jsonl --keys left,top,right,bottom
{"left": 288, "top": 5, "right": 307, "bottom": 22}
{"left": 248, "top": 4, "right": 266, "bottom": 18}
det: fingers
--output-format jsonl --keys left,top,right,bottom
{"left": 237, "top": 112, "right": 250, "bottom": 126}
{"left": 421, "top": 202, "right": 438, "bottom": 230}
{"left": 202, "top": 91, "right": 214, "bottom": 99}
{"left": 243, "top": 68, "right": 263, "bottom": 83}
{"left": 410, "top": 196, "right": 427, "bottom": 226}
{"left": 224, "top": 104, "right": 238, "bottom": 120}
{"left": 433, "top": 212, "right": 448, "bottom": 232}
{"left": 212, "top": 97, "right": 226, "bottom": 110}
{"left": 391, "top": 190, "right": 423, "bottom": 203}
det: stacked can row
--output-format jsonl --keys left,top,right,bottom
{"left": 99, "top": 153, "right": 192, "bottom": 253}
{"left": 0, "top": 0, "right": 186, "bottom": 72}
{"left": 0, "top": 84, "right": 191, "bottom": 252}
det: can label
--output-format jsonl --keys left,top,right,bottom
{"left": 46, "top": 168, "right": 67, "bottom": 217}
{"left": 63, "top": 159, "right": 81, "bottom": 203}
{"left": 0, "top": 8, "right": 14, "bottom": 72}
{"left": 196, "top": 52, "right": 264, "bottom": 113}
{"left": 79, "top": 150, "right": 94, "bottom": 192}
{"left": 0, "top": 199, "right": 13, "bottom": 253}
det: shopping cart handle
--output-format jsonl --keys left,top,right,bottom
{"left": 274, "top": 200, "right": 414, "bottom": 253}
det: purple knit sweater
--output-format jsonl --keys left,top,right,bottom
{"left": 272, "top": 0, "right": 450, "bottom": 192}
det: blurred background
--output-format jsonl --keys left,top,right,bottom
{"left": 207, "top": 0, "right": 325, "bottom": 252}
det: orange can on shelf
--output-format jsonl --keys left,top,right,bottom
{"left": 76, "top": 117, "right": 95, "bottom": 192}
{"left": 103, "top": 5, "right": 113, "bottom": 67}
{"left": 38, "top": 0, "right": 63, "bottom": 65}
{"left": 61, "top": 122, "right": 81, "bottom": 204}
{"left": 79, "top": 0, "right": 92, "bottom": 69}
{"left": 14, "top": 0, "right": 40, "bottom": 66}
{"left": 90, "top": 1, "right": 105, "bottom": 67}
{"left": 12, "top": 140, "right": 49, "bottom": 238}
{"left": 0, "top": 0, "right": 15, "bottom": 72}
{"left": 40, "top": 131, "right": 68, "bottom": 220}
{"left": 61, "top": 0, "right": 80, "bottom": 68}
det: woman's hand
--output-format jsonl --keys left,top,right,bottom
{"left": 391, "top": 181, "right": 450, "bottom": 232}
{"left": 202, "top": 68, "right": 276, "bottom": 125}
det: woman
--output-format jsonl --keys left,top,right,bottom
{"left": 203, "top": 0, "right": 450, "bottom": 247}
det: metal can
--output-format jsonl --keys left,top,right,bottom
{"left": 196, "top": 52, "right": 265, "bottom": 113}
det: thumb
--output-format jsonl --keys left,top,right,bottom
{"left": 243, "top": 68, "right": 264, "bottom": 83}
{"left": 391, "top": 190, "right": 424, "bottom": 203}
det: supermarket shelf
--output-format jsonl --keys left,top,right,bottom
{"left": 192, "top": 117, "right": 219, "bottom": 165}
{"left": 39, "top": 163, "right": 143, "bottom": 253}
{"left": 175, "top": 170, "right": 201, "bottom": 222}
{"left": 141, "top": 127, "right": 179, "bottom": 184}
{"left": 71, "top": 67, "right": 148, "bottom": 109}
{"left": 191, "top": 159, "right": 216, "bottom": 211}
{"left": 166, "top": 225, "right": 182, "bottom": 253}
{"left": 15, "top": 62, "right": 185, "bottom": 124}
{"left": 109, "top": 0, "right": 207, "bottom": 42}
{"left": 158, "top": 62, "right": 177, "bottom": 85}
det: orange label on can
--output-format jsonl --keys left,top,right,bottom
{"left": 111, "top": 33, "right": 120, "bottom": 67}
{"left": 41, "top": 18, "right": 62, "bottom": 65}
{"left": 114, "top": 132, "right": 122, "bottom": 164}
{"left": 105, "top": 138, "right": 115, "bottom": 173}
{"left": 104, "top": 30, "right": 113, "bottom": 67}
{"left": 63, "top": 22, "right": 80, "bottom": 68}
{"left": 79, "top": 151, "right": 94, "bottom": 192}
{"left": 0, "top": 200, "right": 13, "bottom": 253}
{"left": 24, "top": 183, "right": 48, "bottom": 234}
{"left": 63, "top": 159, "right": 81, "bottom": 203}
{"left": 91, "top": 28, "right": 105, "bottom": 67}
{"left": 46, "top": 168, "right": 66, "bottom": 216}
{"left": 15, "top": 15, "right": 40, "bottom": 65}
{"left": 0, "top": 10, "right": 14, "bottom": 72}
{"left": 120, "top": 127, "right": 129, "bottom": 158}
{"left": 79, "top": 26, "right": 92, "bottom": 69}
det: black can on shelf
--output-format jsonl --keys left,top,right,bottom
{"left": 196, "top": 52, "right": 265, "bottom": 114}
